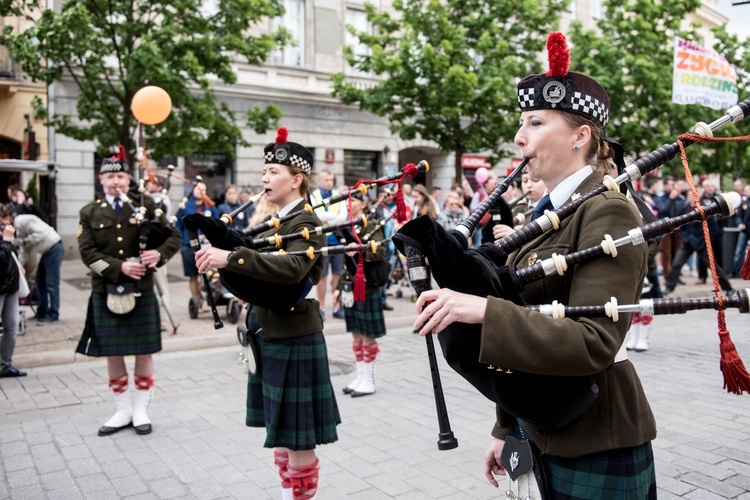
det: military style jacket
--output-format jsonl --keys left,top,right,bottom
{"left": 338, "top": 225, "right": 387, "bottom": 294}
{"left": 78, "top": 195, "right": 181, "bottom": 293}
{"left": 226, "top": 199, "right": 325, "bottom": 340}
{"left": 480, "top": 172, "right": 656, "bottom": 458}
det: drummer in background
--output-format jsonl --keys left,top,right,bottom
{"left": 195, "top": 127, "right": 339, "bottom": 500}
{"left": 414, "top": 32, "right": 656, "bottom": 497}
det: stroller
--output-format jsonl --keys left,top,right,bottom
{"left": 389, "top": 251, "right": 417, "bottom": 302}
{"left": 188, "top": 268, "right": 243, "bottom": 324}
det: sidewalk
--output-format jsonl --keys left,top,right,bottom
{"left": 13, "top": 258, "right": 421, "bottom": 369}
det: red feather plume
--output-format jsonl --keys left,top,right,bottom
{"left": 546, "top": 32, "right": 570, "bottom": 77}
{"left": 276, "top": 126, "right": 289, "bottom": 144}
{"left": 118, "top": 145, "right": 126, "bottom": 161}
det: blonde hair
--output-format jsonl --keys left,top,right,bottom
{"left": 288, "top": 165, "right": 311, "bottom": 195}
{"left": 249, "top": 195, "right": 279, "bottom": 226}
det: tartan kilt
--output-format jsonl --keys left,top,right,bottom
{"left": 344, "top": 289, "right": 386, "bottom": 339}
{"left": 246, "top": 330, "right": 341, "bottom": 450}
{"left": 75, "top": 289, "right": 162, "bottom": 357}
{"left": 541, "top": 441, "right": 656, "bottom": 499}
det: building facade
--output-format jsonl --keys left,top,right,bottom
{"left": 3, "top": 0, "right": 730, "bottom": 256}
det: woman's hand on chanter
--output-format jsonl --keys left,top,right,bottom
{"left": 484, "top": 438, "right": 507, "bottom": 487}
{"left": 195, "top": 246, "right": 231, "bottom": 274}
{"left": 413, "top": 288, "right": 486, "bottom": 335}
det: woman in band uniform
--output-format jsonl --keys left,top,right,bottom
{"left": 195, "top": 127, "right": 339, "bottom": 500}
{"left": 413, "top": 33, "right": 656, "bottom": 498}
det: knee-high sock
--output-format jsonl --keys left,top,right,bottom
{"left": 289, "top": 459, "right": 319, "bottom": 500}
{"left": 103, "top": 374, "right": 132, "bottom": 427}
{"left": 133, "top": 375, "right": 154, "bottom": 427}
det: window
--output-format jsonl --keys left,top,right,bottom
{"left": 345, "top": 8, "right": 372, "bottom": 76}
{"left": 273, "top": 0, "right": 305, "bottom": 67}
{"left": 344, "top": 150, "right": 379, "bottom": 188}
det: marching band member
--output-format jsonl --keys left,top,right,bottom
{"left": 413, "top": 33, "right": 657, "bottom": 497}
{"left": 195, "top": 127, "right": 339, "bottom": 500}
{"left": 338, "top": 194, "right": 388, "bottom": 397}
{"left": 76, "top": 153, "right": 181, "bottom": 436}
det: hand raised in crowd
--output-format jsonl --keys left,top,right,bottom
{"left": 413, "top": 288, "right": 487, "bottom": 335}
{"left": 195, "top": 246, "right": 230, "bottom": 274}
{"left": 483, "top": 438, "right": 507, "bottom": 487}
{"left": 121, "top": 260, "right": 147, "bottom": 280}
{"left": 139, "top": 249, "right": 161, "bottom": 268}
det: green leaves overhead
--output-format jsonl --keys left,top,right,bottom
{"left": 1, "top": 0, "right": 289, "bottom": 163}
{"left": 333, "top": 0, "right": 568, "bottom": 181}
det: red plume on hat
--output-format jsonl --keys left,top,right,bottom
{"left": 546, "top": 32, "right": 570, "bottom": 77}
{"left": 276, "top": 126, "right": 289, "bottom": 144}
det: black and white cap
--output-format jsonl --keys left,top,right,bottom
{"left": 263, "top": 127, "right": 314, "bottom": 175}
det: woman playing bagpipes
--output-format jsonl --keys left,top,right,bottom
{"left": 412, "top": 33, "right": 657, "bottom": 498}
{"left": 194, "top": 127, "right": 339, "bottom": 500}
{"left": 336, "top": 194, "right": 388, "bottom": 397}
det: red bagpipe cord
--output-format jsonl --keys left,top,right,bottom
{"left": 348, "top": 163, "right": 419, "bottom": 301}
{"left": 678, "top": 134, "right": 750, "bottom": 395}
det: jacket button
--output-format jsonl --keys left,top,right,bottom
{"left": 238, "top": 258, "right": 245, "bottom": 265}
{"left": 99, "top": 223, "right": 104, "bottom": 228}
{"left": 118, "top": 250, "right": 124, "bottom": 255}
{"left": 117, "top": 224, "right": 122, "bottom": 229}
{"left": 117, "top": 236, "right": 123, "bottom": 242}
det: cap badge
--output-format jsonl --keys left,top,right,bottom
{"left": 542, "top": 80, "right": 566, "bottom": 107}
{"left": 275, "top": 147, "right": 288, "bottom": 162}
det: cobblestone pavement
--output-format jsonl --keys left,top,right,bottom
{"left": 1, "top": 259, "right": 749, "bottom": 499}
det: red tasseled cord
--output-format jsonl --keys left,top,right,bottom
{"left": 394, "top": 187, "right": 407, "bottom": 222}
{"left": 353, "top": 259, "right": 366, "bottom": 302}
{"left": 739, "top": 248, "right": 750, "bottom": 279}
{"left": 276, "top": 126, "right": 289, "bottom": 144}
{"left": 719, "top": 329, "right": 750, "bottom": 395}
{"left": 546, "top": 32, "right": 570, "bottom": 77}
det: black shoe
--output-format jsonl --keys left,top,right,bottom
{"left": 664, "top": 285, "right": 675, "bottom": 295}
{"left": 382, "top": 302, "right": 394, "bottom": 311}
{"left": 37, "top": 317, "right": 58, "bottom": 324}
{"left": 134, "top": 423, "right": 152, "bottom": 435}
{"left": 0, "top": 367, "right": 27, "bottom": 378}
{"left": 98, "top": 422, "right": 132, "bottom": 436}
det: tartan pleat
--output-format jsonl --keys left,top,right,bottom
{"left": 75, "top": 289, "right": 161, "bottom": 357}
{"left": 542, "top": 441, "right": 656, "bottom": 499}
{"left": 344, "top": 289, "right": 386, "bottom": 339}
{"left": 246, "top": 330, "right": 341, "bottom": 450}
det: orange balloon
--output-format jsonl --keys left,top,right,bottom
{"left": 131, "top": 86, "right": 172, "bottom": 125}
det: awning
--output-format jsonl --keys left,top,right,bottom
{"left": 0, "top": 159, "right": 57, "bottom": 174}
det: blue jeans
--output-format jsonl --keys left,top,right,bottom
{"left": 36, "top": 240, "right": 64, "bottom": 320}
{"left": 731, "top": 232, "right": 749, "bottom": 276}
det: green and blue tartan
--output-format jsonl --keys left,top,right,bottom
{"left": 76, "top": 289, "right": 161, "bottom": 357}
{"left": 542, "top": 441, "right": 656, "bottom": 499}
{"left": 246, "top": 330, "right": 341, "bottom": 450}
{"left": 344, "top": 289, "right": 386, "bottom": 339}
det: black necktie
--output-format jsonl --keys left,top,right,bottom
{"left": 113, "top": 198, "right": 121, "bottom": 215}
{"left": 531, "top": 195, "right": 552, "bottom": 221}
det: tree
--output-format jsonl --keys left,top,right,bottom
{"left": 568, "top": 0, "right": 749, "bottom": 178}
{"left": 331, "top": 0, "right": 568, "bottom": 183}
{"left": 0, "top": 0, "right": 289, "bottom": 165}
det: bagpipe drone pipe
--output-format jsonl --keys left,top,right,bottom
{"left": 393, "top": 98, "right": 750, "bottom": 431}
{"left": 181, "top": 161, "right": 428, "bottom": 311}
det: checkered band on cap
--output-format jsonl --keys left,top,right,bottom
{"left": 517, "top": 71, "right": 610, "bottom": 130}
{"left": 263, "top": 141, "right": 314, "bottom": 176}
{"left": 100, "top": 158, "right": 129, "bottom": 174}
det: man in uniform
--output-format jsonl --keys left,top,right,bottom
{"left": 76, "top": 153, "right": 181, "bottom": 436}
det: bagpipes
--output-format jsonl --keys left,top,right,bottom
{"left": 181, "top": 161, "right": 429, "bottom": 313}
{"left": 393, "top": 98, "right": 750, "bottom": 435}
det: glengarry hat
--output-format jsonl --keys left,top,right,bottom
{"left": 517, "top": 32, "right": 610, "bottom": 130}
{"left": 264, "top": 127, "right": 314, "bottom": 175}
{"left": 100, "top": 145, "right": 129, "bottom": 174}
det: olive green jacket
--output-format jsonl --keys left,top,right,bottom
{"left": 226, "top": 200, "right": 325, "bottom": 339}
{"left": 78, "top": 195, "right": 181, "bottom": 293}
{"left": 339, "top": 225, "right": 387, "bottom": 294}
{"left": 480, "top": 173, "right": 656, "bottom": 458}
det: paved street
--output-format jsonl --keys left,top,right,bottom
{"left": 1, "top": 258, "right": 750, "bottom": 499}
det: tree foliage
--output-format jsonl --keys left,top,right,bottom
{"left": 569, "top": 0, "right": 750, "bottom": 179}
{"left": 0, "top": 0, "right": 289, "bottom": 164}
{"left": 331, "top": 0, "right": 568, "bottom": 182}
